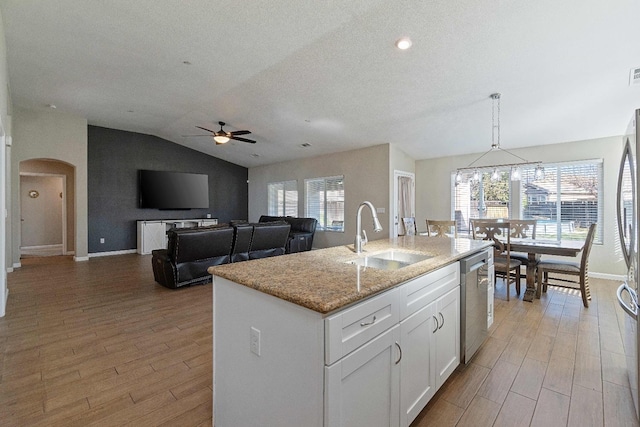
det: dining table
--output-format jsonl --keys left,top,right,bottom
{"left": 509, "top": 239, "right": 586, "bottom": 302}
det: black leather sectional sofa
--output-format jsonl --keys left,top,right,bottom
{"left": 258, "top": 215, "right": 318, "bottom": 254}
{"left": 151, "top": 221, "right": 295, "bottom": 289}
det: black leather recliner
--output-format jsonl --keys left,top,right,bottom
{"left": 231, "top": 224, "right": 253, "bottom": 263}
{"left": 152, "top": 226, "right": 234, "bottom": 289}
{"left": 258, "top": 215, "right": 317, "bottom": 253}
{"left": 249, "top": 222, "right": 291, "bottom": 259}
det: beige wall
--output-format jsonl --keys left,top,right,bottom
{"left": 20, "top": 175, "right": 63, "bottom": 246}
{"left": 415, "top": 136, "right": 624, "bottom": 277}
{"left": 11, "top": 108, "right": 88, "bottom": 264}
{"left": 0, "top": 8, "right": 9, "bottom": 316}
{"left": 249, "top": 144, "right": 390, "bottom": 249}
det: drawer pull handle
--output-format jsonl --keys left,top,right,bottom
{"left": 360, "top": 315, "right": 377, "bottom": 327}
{"left": 395, "top": 342, "right": 402, "bottom": 365}
{"left": 439, "top": 312, "right": 445, "bottom": 330}
{"left": 432, "top": 316, "right": 439, "bottom": 333}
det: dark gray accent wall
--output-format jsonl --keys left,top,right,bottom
{"left": 88, "top": 126, "right": 248, "bottom": 253}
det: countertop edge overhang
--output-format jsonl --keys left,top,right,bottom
{"left": 209, "top": 236, "right": 493, "bottom": 315}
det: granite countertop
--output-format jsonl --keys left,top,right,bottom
{"left": 208, "top": 236, "right": 492, "bottom": 315}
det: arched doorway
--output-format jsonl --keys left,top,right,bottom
{"left": 19, "top": 159, "right": 76, "bottom": 258}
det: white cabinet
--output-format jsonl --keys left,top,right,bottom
{"left": 213, "top": 259, "right": 465, "bottom": 427}
{"left": 325, "top": 262, "right": 460, "bottom": 427}
{"left": 399, "top": 284, "right": 460, "bottom": 427}
{"left": 325, "top": 325, "right": 401, "bottom": 427}
{"left": 137, "top": 221, "right": 166, "bottom": 255}
{"left": 399, "top": 303, "right": 436, "bottom": 426}
{"left": 136, "top": 218, "right": 218, "bottom": 254}
{"left": 434, "top": 287, "right": 460, "bottom": 389}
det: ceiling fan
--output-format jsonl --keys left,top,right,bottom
{"left": 193, "top": 121, "right": 256, "bottom": 145}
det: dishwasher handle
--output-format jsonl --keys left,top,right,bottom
{"left": 617, "top": 282, "right": 638, "bottom": 320}
{"left": 460, "top": 251, "right": 489, "bottom": 274}
{"left": 468, "top": 261, "right": 487, "bottom": 273}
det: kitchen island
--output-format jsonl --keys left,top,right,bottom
{"left": 209, "top": 236, "right": 492, "bottom": 427}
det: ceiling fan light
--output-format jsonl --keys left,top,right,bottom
{"left": 213, "top": 135, "right": 230, "bottom": 144}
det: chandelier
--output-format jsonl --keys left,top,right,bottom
{"left": 455, "top": 93, "right": 544, "bottom": 185}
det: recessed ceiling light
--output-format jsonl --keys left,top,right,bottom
{"left": 395, "top": 37, "right": 412, "bottom": 50}
{"left": 301, "top": 143, "right": 312, "bottom": 148}
{"left": 251, "top": 153, "right": 260, "bottom": 158}
{"left": 127, "top": 109, "right": 134, "bottom": 113}
{"left": 182, "top": 61, "right": 192, "bottom": 65}
{"left": 47, "top": 104, "right": 57, "bottom": 109}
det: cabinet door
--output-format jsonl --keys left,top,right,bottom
{"left": 138, "top": 221, "right": 166, "bottom": 254}
{"left": 325, "top": 325, "right": 400, "bottom": 427}
{"left": 435, "top": 286, "right": 460, "bottom": 389}
{"left": 399, "top": 303, "right": 436, "bottom": 427}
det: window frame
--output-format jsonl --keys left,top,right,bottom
{"left": 451, "top": 159, "right": 603, "bottom": 244}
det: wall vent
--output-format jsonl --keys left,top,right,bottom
{"left": 630, "top": 66, "right": 640, "bottom": 85}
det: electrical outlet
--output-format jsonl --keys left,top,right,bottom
{"left": 377, "top": 207, "right": 385, "bottom": 214}
{"left": 99, "top": 238, "right": 105, "bottom": 244}
{"left": 250, "top": 327, "right": 261, "bottom": 356}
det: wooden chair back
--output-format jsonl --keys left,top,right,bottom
{"left": 426, "top": 219, "right": 457, "bottom": 238}
{"left": 509, "top": 219, "right": 537, "bottom": 239}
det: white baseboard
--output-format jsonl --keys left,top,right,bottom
{"left": 88, "top": 249, "right": 137, "bottom": 258}
{"left": 6, "top": 267, "right": 13, "bottom": 273}
{"left": 12, "top": 262, "right": 21, "bottom": 269}
{"left": 590, "top": 272, "right": 625, "bottom": 282}
{"left": 0, "top": 288, "right": 7, "bottom": 317}
{"left": 21, "top": 244, "right": 62, "bottom": 250}
{"left": 74, "top": 256, "right": 89, "bottom": 262}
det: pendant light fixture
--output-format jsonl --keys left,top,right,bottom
{"left": 455, "top": 93, "right": 544, "bottom": 184}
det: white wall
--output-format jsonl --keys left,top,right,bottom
{"left": 415, "top": 136, "right": 624, "bottom": 277}
{"left": 0, "top": 7, "right": 10, "bottom": 317}
{"left": 249, "top": 144, "right": 390, "bottom": 249}
{"left": 11, "top": 108, "right": 88, "bottom": 264}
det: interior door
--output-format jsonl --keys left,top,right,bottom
{"left": 394, "top": 171, "right": 415, "bottom": 237}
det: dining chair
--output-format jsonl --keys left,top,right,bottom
{"left": 402, "top": 217, "right": 417, "bottom": 236}
{"left": 471, "top": 220, "right": 522, "bottom": 301}
{"left": 425, "top": 219, "right": 457, "bottom": 238}
{"left": 508, "top": 219, "right": 537, "bottom": 266}
{"left": 535, "top": 223, "right": 597, "bottom": 307}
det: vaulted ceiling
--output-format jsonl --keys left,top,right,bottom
{"left": 1, "top": 0, "right": 639, "bottom": 167}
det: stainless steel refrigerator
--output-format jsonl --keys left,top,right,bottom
{"left": 617, "top": 108, "right": 640, "bottom": 420}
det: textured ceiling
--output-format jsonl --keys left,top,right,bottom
{"left": 1, "top": 0, "right": 639, "bottom": 167}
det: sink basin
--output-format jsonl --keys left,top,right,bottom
{"left": 347, "top": 250, "right": 432, "bottom": 271}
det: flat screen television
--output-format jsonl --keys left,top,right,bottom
{"left": 139, "top": 170, "right": 209, "bottom": 209}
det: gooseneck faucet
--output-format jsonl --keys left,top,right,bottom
{"left": 354, "top": 201, "right": 383, "bottom": 253}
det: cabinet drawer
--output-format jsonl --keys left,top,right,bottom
{"left": 325, "top": 288, "right": 399, "bottom": 365}
{"left": 399, "top": 262, "right": 459, "bottom": 320}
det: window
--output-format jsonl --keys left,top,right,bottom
{"left": 452, "top": 160, "right": 603, "bottom": 243}
{"left": 267, "top": 180, "right": 298, "bottom": 217}
{"left": 305, "top": 176, "right": 344, "bottom": 231}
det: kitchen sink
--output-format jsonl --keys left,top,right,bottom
{"left": 347, "top": 250, "right": 432, "bottom": 271}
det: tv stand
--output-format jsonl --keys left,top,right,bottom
{"left": 136, "top": 218, "right": 218, "bottom": 254}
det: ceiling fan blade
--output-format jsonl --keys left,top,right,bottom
{"left": 231, "top": 136, "right": 256, "bottom": 144}
{"left": 230, "top": 130, "right": 251, "bottom": 136}
{"left": 196, "top": 125, "right": 216, "bottom": 133}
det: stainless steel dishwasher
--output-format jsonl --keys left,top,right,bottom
{"left": 460, "top": 249, "right": 490, "bottom": 364}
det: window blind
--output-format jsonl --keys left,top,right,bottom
{"left": 267, "top": 180, "right": 298, "bottom": 217}
{"left": 305, "top": 176, "right": 344, "bottom": 231}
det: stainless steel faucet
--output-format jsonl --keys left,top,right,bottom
{"left": 354, "top": 201, "right": 383, "bottom": 253}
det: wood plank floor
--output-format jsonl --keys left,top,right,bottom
{"left": 411, "top": 271, "right": 640, "bottom": 427}
{"left": 1, "top": 254, "right": 638, "bottom": 426}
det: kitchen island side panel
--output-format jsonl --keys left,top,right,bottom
{"left": 213, "top": 276, "right": 325, "bottom": 427}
